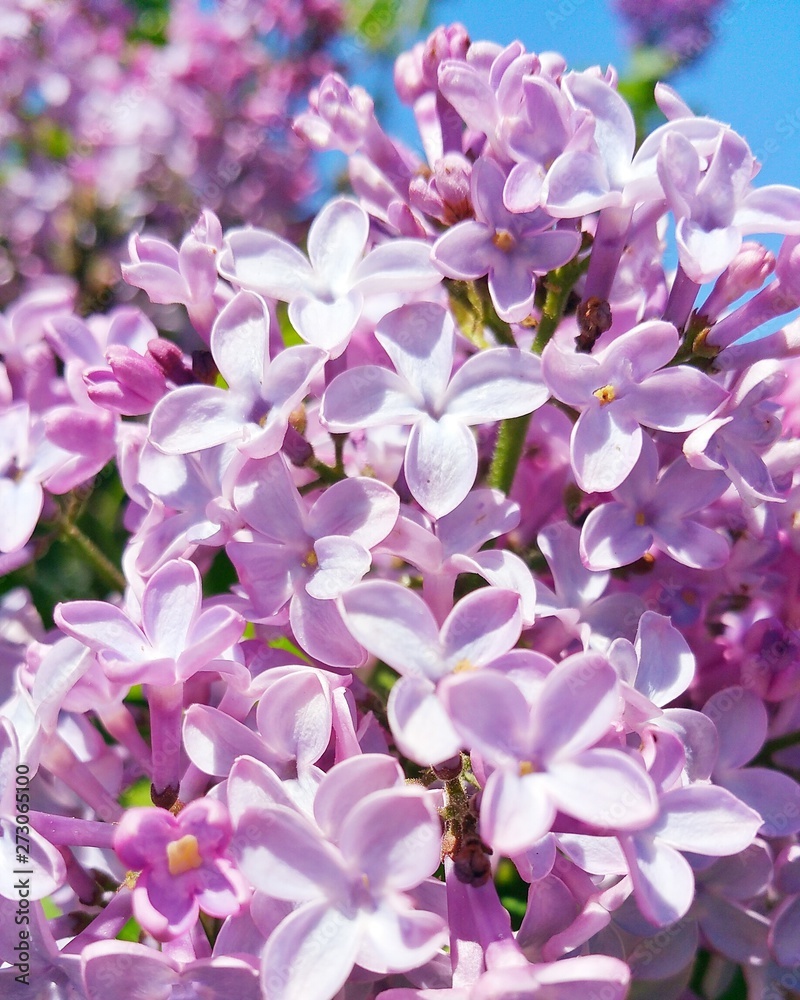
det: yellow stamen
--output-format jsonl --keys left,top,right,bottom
{"left": 453, "top": 658, "right": 474, "bottom": 673}
{"left": 592, "top": 384, "right": 616, "bottom": 406}
{"left": 492, "top": 230, "right": 515, "bottom": 252}
{"left": 167, "top": 835, "right": 203, "bottom": 876}
{"left": 518, "top": 761, "right": 535, "bottom": 776}
{"left": 302, "top": 549, "right": 318, "bottom": 569}
{"left": 634, "top": 511, "right": 647, "bottom": 527}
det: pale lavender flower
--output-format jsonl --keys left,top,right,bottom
{"left": 618, "top": 784, "right": 763, "bottom": 926}
{"left": 82, "top": 940, "right": 260, "bottom": 1000}
{"left": 659, "top": 128, "right": 800, "bottom": 284}
{"left": 0, "top": 403, "right": 65, "bottom": 553}
{"left": 542, "top": 319, "right": 728, "bottom": 494}
{"left": 431, "top": 159, "right": 581, "bottom": 323}
{"left": 703, "top": 687, "right": 800, "bottom": 837}
{"left": 149, "top": 290, "right": 326, "bottom": 459}
{"left": 0, "top": 719, "right": 65, "bottom": 901}
{"left": 322, "top": 301, "right": 550, "bottom": 517}
{"left": 228, "top": 453, "right": 399, "bottom": 666}
{"left": 232, "top": 756, "right": 447, "bottom": 1000}
{"left": 684, "top": 360, "right": 787, "bottom": 506}
{"left": 341, "top": 581, "right": 522, "bottom": 765}
{"left": 579, "top": 435, "right": 731, "bottom": 571}
{"left": 54, "top": 558, "right": 244, "bottom": 687}
{"left": 122, "top": 211, "right": 225, "bottom": 340}
{"left": 439, "top": 654, "right": 658, "bottom": 855}
{"left": 218, "top": 197, "right": 440, "bottom": 355}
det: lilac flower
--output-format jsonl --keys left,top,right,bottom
{"left": 82, "top": 940, "right": 260, "bottom": 1000}
{"left": 659, "top": 128, "right": 800, "bottom": 284}
{"left": 542, "top": 319, "right": 728, "bottom": 493}
{"left": 534, "top": 519, "right": 643, "bottom": 649}
{"left": 228, "top": 453, "right": 399, "bottom": 666}
{"left": 122, "top": 210, "right": 225, "bottom": 340}
{"left": 341, "top": 581, "right": 522, "bottom": 765}
{"left": 232, "top": 757, "right": 447, "bottom": 1000}
{"left": 431, "top": 159, "right": 581, "bottom": 323}
{"left": 149, "top": 290, "right": 326, "bottom": 458}
{"left": 618, "top": 784, "right": 763, "bottom": 926}
{"left": 54, "top": 558, "right": 244, "bottom": 687}
{"left": 378, "top": 952, "right": 631, "bottom": 999}
{"left": 0, "top": 403, "right": 65, "bottom": 553}
{"left": 579, "top": 436, "right": 731, "bottom": 571}
{"left": 184, "top": 665, "right": 350, "bottom": 811}
{"left": 769, "top": 846, "right": 800, "bottom": 967}
{"left": 113, "top": 797, "right": 250, "bottom": 941}
{"left": 0, "top": 719, "right": 65, "bottom": 901}
{"left": 439, "top": 654, "right": 658, "bottom": 855}
{"left": 217, "top": 197, "right": 440, "bottom": 355}
{"left": 132, "top": 442, "right": 245, "bottom": 575}
{"left": 381, "top": 489, "right": 536, "bottom": 624}
{"left": 703, "top": 687, "right": 800, "bottom": 837}
{"left": 322, "top": 301, "right": 550, "bottom": 517}
{"left": 683, "top": 360, "right": 787, "bottom": 506}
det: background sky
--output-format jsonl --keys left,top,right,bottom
{"left": 346, "top": 0, "right": 800, "bottom": 189}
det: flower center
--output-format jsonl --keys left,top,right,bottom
{"left": 167, "top": 834, "right": 203, "bottom": 876}
{"left": 453, "top": 658, "right": 474, "bottom": 672}
{"left": 518, "top": 760, "right": 536, "bottom": 776}
{"left": 492, "top": 229, "right": 516, "bottom": 252}
{"left": 302, "top": 548, "right": 318, "bottom": 569}
{"left": 593, "top": 384, "right": 616, "bottom": 406}
{"left": 634, "top": 511, "right": 647, "bottom": 527}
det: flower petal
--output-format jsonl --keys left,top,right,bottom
{"left": 405, "top": 414, "right": 477, "bottom": 519}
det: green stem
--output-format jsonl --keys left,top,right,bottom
{"left": 444, "top": 279, "right": 517, "bottom": 347}
{"left": 56, "top": 516, "right": 125, "bottom": 594}
{"left": 488, "top": 255, "right": 589, "bottom": 494}
{"left": 487, "top": 414, "right": 532, "bottom": 495}
{"left": 307, "top": 457, "right": 346, "bottom": 485}
{"left": 532, "top": 254, "right": 590, "bottom": 355}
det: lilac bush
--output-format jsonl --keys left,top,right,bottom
{"left": 0, "top": 0, "right": 343, "bottom": 305}
{"left": 3, "top": 19, "right": 800, "bottom": 1000}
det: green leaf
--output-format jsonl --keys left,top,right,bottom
{"left": 344, "top": 0, "right": 428, "bottom": 49}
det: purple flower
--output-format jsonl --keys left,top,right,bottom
{"left": 228, "top": 453, "right": 399, "bottom": 666}
{"left": 0, "top": 719, "right": 65, "bottom": 901}
{"left": 579, "top": 435, "right": 731, "bottom": 571}
{"left": 683, "top": 360, "right": 787, "bottom": 506}
{"left": 703, "top": 687, "right": 800, "bottom": 837}
{"left": 113, "top": 797, "right": 250, "bottom": 941}
{"left": 232, "top": 756, "right": 447, "bottom": 1000}
{"left": 149, "top": 290, "right": 326, "bottom": 459}
{"left": 54, "top": 558, "right": 244, "bottom": 686}
{"left": 82, "top": 940, "right": 260, "bottom": 1000}
{"left": 321, "top": 301, "right": 550, "bottom": 517}
{"left": 439, "top": 654, "right": 658, "bottom": 855}
{"left": 218, "top": 197, "right": 440, "bottom": 356}
{"left": 619, "top": 784, "right": 763, "bottom": 926}
{"left": 0, "top": 403, "right": 65, "bottom": 553}
{"left": 431, "top": 159, "right": 581, "bottom": 323}
{"left": 342, "top": 581, "right": 523, "bottom": 765}
{"left": 121, "top": 210, "right": 224, "bottom": 340}
{"left": 660, "top": 128, "right": 800, "bottom": 283}
{"left": 542, "top": 319, "right": 728, "bottom": 493}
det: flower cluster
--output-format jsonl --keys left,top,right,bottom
{"left": 3, "top": 20, "right": 800, "bottom": 1000}
{"left": 0, "top": 0, "right": 342, "bottom": 303}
